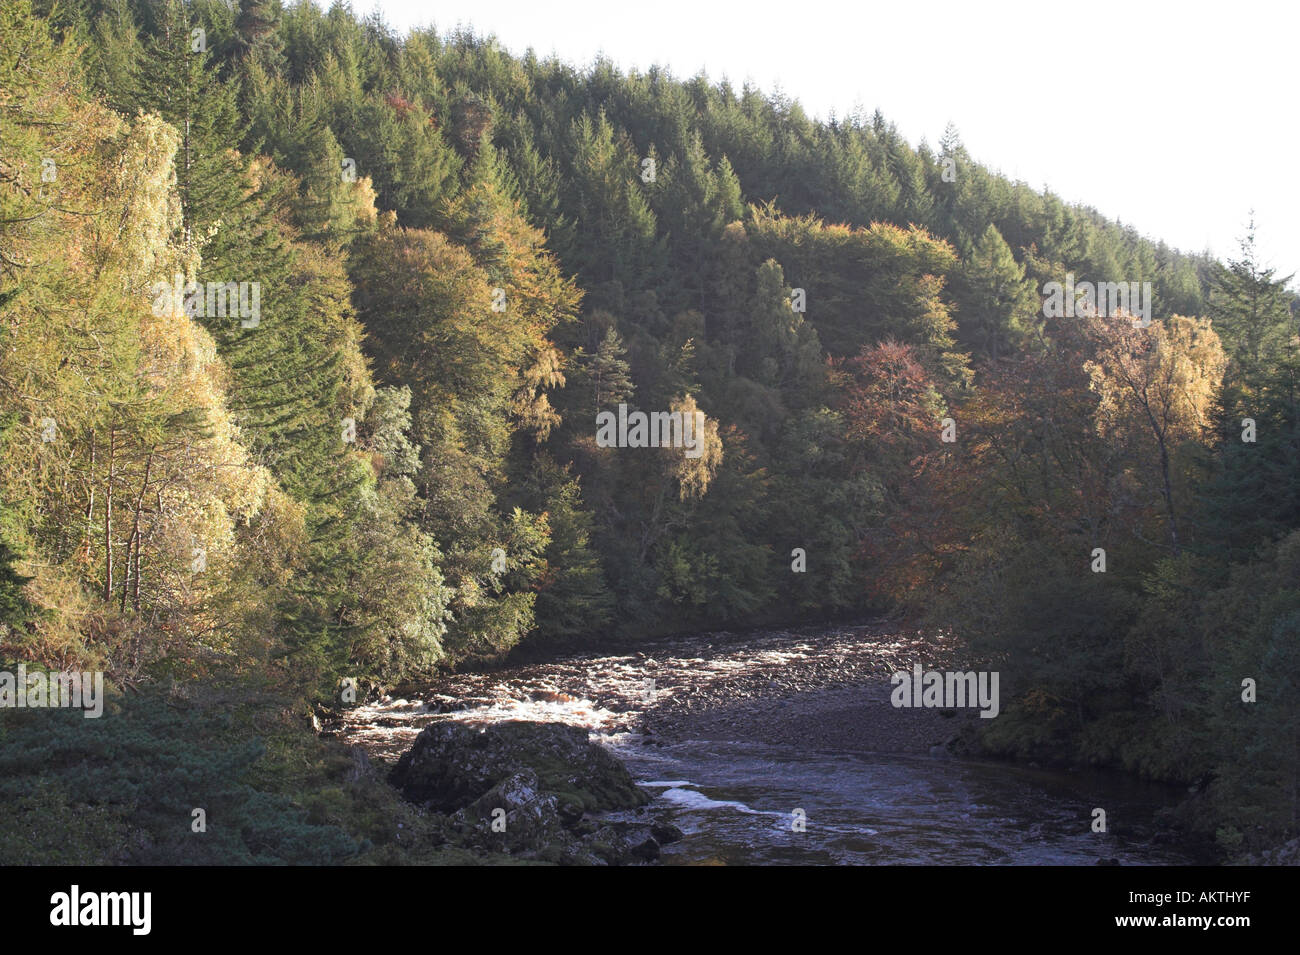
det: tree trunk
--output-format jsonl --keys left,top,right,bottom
{"left": 1156, "top": 434, "right": 1180, "bottom": 555}
{"left": 120, "top": 527, "right": 134, "bottom": 614}
{"left": 103, "top": 425, "right": 115, "bottom": 602}
{"left": 83, "top": 429, "right": 95, "bottom": 562}
{"left": 130, "top": 452, "right": 152, "bottom": 611}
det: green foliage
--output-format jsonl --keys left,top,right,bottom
{"left": 0, "top": 689, "right": 357, "bottom": 864}
{"left": 1209, "top": 221, "right": 1296, "bottom": 366}
{"left": 7, "top": 0, "right": 1298, "bottom": 863}
{"left": 948, "top": 224, "right": 1039, "bottom": 362}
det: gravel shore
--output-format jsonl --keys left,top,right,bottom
{"left": 339, "top": 621, "right": 982, "bottom": 763}
{"left": 638, "top": 621, "right": 981, "bottom": 754}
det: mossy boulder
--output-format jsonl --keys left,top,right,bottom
{"left": 389, "top": 721, "right": 655, "bottom": 864}
{"left": 451, "top": 769, "right": 568, "bottom": 856}
{"left": 390, "top": 720, "right": 649, "bottom": 816}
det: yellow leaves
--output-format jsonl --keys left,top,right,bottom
{"left": 0, "top": 2, "right": 120, "bottom": 282}
{"left": 99, "top": 113, "right": 188, "bottom": 290}
{"left": 1083, "top": 311, "right": 1226, "bottom": 550}
{"left": 1163, "top": 314, "right": 1229, "bottom": 430}
{"left": 670, "top": 393, "right": 723, "bottom": 501}
{"left": 0, "top": 82, "right": 291, "bottom": 660}
{"left": 135, "top": 277, "right": 274, "bottom": 522}
{"left": 440, "top": 178, "right": 583, "bottom": 337}
{"left": 1086, "top": 313, "right": 1227, "bottom": 444}
{"left": 348, "top": 174, "right": 379, "bottom": 226}
{"left": 7, "top": 565, "right": 109, "bottom": 671}
{"left": 510, "top": 344, "right": 566, "bottom": 440}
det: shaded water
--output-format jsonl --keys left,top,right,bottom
{"left": 611, "top": 739, "right": 1192, "bottom": 865}
{"left": 338, "top": 626, "right": 1198, "bottom": 865}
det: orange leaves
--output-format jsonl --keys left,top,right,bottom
{"left": 837, "top": 339, "right": 944, "bottom": 466}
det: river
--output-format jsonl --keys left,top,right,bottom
{"left": 336, "top": 623, "right": 1200, "bottom": 865}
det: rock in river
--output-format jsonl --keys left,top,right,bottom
{"left": 389, "top": 720, "right": 655, "bottom": 863}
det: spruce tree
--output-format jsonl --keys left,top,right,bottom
{"left": 1210, "top": 219, "right": 1296, "bottom": 368}
{"left": 950, "top": 224, "right": 1039, "bottom": 362}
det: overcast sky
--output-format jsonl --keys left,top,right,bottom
{"left": 349, "top": 0, "right": 1299, "bottom": 284}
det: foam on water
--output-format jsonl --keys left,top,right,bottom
{"left": 658, "top": 787, "right": 775, "bottom": 815}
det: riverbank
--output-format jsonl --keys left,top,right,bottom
{"left": 336, "top": 620, "right": 978, "bottom": 762}
{"left": 635, "top": 621, "right": 979, "bottom": 754}
{"left": 329, "top": 621, "right": 1214, "bottom": 864}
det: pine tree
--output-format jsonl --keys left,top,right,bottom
{"left": 1201, "top": 349, "right": 1300, "bottom": 560}
{"left": 950, "top": 224, "right": 1039, "bottom": 362}
{"left": 234, "top": 0, "right": 281, "bottom": 65}
{"left": 584, "top": 327, "right": 635, "bottom": 414}
{"left": 1210, "top": 219, "right": 1296, "bottom": 368}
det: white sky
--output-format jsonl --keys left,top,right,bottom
{"left": 350, "top": 0, "right": 1299, "bottom": 283}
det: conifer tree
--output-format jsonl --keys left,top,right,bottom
{"left": 950, "top": 224, "right": 1039, "bottom": 362}
{"left": 1210, "top": 219, "right": 1296, "bottom": 368}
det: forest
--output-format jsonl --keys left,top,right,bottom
{"left": 1, "top": 0, "right": 1297, "bottom": 864}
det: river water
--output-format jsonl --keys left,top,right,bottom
{"left": 338, "top": 625, "right": 1199, "bottom": 865}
